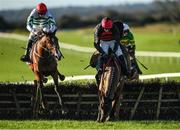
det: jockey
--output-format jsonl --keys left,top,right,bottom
{"left": 20, "top": 3, "right": 61, "bottom": 62}
{"left": 93, "top": 17, "right": 130, "bottom": 80}
{"left": 120, "top": 23, "right": 142, "bottom": 74}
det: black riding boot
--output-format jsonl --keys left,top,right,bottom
{"left": 95, "top": 56, "right": 104, "bottom": 86}
{"left": 134, "top": 59, "right": 142, "bottom": 74}
{"left": 20, "top": 40, "right": 33, "bottom": 62}
{"left": 119, "top": 44, "right": 131, "bottom": 74}
{"left": 118, "top": 55, "right": 131, "bottom": 77}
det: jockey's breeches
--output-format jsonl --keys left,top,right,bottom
{"left": 28, "top": 32, "right": 37, "bottom": 41}
{"left": 99, "top": 40, "right": 123, "bottom": 56}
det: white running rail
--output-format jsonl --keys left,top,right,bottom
{"left": 6, "top": 72, "right": 180, "bottom": 84}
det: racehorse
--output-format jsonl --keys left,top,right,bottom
{"left": 29, "top": 31, "right": 65, "bottom": 118}
{"left": 97, "top": 50, "right": 125, "bottom": 122}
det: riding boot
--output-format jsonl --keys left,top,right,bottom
{"left": 95, "top": 56, "right": 103, "bottom": 86}
{"left": 134, "top": 59, "right": 142, "bottom": 74}
{"left": 120, "top": 44, "right": 131, "bottom": 72}
{"left": 20, "top": 40, "right": 33, "bottom": 62}
{"left": 118, "top": 55, "right": 131, "bottom": 77}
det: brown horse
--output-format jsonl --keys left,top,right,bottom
{"left": 29, "top": 32, "right": 65, "bottom": 118}
{"left": 97, "top": 52, "right": 125, "bottom": 122}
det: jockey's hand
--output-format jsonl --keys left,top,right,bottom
{"left": 32, "top": 29, "right": 38, "bottom": 35}
{"left": 43, "top": 28, "right": 50, "bottom": 33}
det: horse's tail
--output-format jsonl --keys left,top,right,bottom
{"left": 57, "top": 71, "right": 65, "bottom": 81}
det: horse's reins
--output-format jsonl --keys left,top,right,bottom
{"left": 102, "top": 55, "right": 119, "bottom": 72}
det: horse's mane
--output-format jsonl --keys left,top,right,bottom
{"left": 37, "top": 35, "right": 51, "bottom": 45}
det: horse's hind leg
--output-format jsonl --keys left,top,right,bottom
{"left": 52, "top": 71, "right": 65, "bottom": 114}
{"left": 97, "top": 92, "right": 102, "bottom": 122}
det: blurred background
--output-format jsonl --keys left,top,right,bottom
{"left": 0, "top": 0, "right": 180, "bottom": 30}
{"left": 0, "top": 0, "right": 180, "bottom": 82}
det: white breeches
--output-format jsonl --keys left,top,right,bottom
{"left": 99, "top": 40, "right": 123, "bottom": 56}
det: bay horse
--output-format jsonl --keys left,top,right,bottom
{"left": 97, "top": 50, "right": 125, "bottom": 122}
{"left": 29, "top": 31, "right": 65, "bottom": 118}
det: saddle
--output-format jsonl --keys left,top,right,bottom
{"left": 90, "top": 50, "right": 101, "bottom": 68}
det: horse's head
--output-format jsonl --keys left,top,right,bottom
{"left": 41, "top": 35, "right": 56, "bottom": 57}
{"left": 102, "top": 49, "right": 116, "bottom": 67}
{"left": 98, "top": 49, "right": 123, "bottom": 122}
{"left": 35, "top": 31, "right": 57, "bottom": 59}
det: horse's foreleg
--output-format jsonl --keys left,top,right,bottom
{"left": 32, "top": 73, "right": 45, "bottom": 118}
{"left": 97, "top": 91, "right": 102, "bottom": 122}
{"left": 33, "top": 80, "right": 41, "bottom": 119}
{"left": 38, "top": 78, "right": 47, "bottom": 110}
{"left": 52, "top": 72, "right": 65, "bottom": 114}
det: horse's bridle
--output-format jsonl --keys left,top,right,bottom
{"left": 102, "top": 55, "right": 119, "bottom": 72}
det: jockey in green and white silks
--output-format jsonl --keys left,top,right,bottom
{"left": 120, "top": 23, "right": 142, "bottom": 74}
{"left": 27, "top": 9, "right": 57, "bottom": 41}
{"left": 20, "top": 2, "right": 61, "bottom": 62}
{"left": 120, "top": 23, "right": 135, "bottom": 49}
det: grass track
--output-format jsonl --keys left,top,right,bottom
{"left": 0, "top": 120, "right": 179, "bottom": 129}
{"left": 57, "top": 23, "right": 180, "bottom": 52}
{"left": 0, "top": 37, "right": 180, "bottom": 81}
{"left": 0, "top": 37, "right": 95, "bottom": 82}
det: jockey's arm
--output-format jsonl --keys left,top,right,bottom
{"left": 26, "top": 9, "right": 35, "bottom": 32}
{"left": 48, "top": 17, "right": 57, "bottom": 33}
{"left": 94, "top": 25, "right": 105, "bottom": 54}
{"left": 128, "top": 31, "right": 136, "bottom": 51}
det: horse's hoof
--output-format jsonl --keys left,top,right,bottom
{"left": 96, "top": 119, "right": 101, "bottom": 123}
{"left": 60, "top": 75, "right": 65, "bottom": 81}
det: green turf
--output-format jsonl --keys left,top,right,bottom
{"left": 0, "top": 37, "right": 95, "bottom": 82}
{"left": 11, "top": 24, "right": 180, "bottom": 52}
{"left": 137, "top": 56, "right": 180, "bottom": 74}
{"left": 135, "top": 32, "right": 180, "bottom": 52}
{"left": 0, "top": 37, "right": 180, "bottom": 82}
{"left": 0, "top": 120, "right": 179, "bottom": 129}
{"left": 1, "top": 24, "right": 180, "bottom": 82}
{"left": 57, "top": 28, "right": 94, "bottom": 48}
{"left": 57, "top": 25, "right": 180, "bottom": 52}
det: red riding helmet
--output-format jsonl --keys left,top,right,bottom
{"left": 36, "top": 3, "right": 47, "bottom": 15}
{"left": 101, "top": 17, "right": 113, "bottom": 29}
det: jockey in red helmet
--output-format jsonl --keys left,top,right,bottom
{"left": 101, "top": 17, "right": 113, "bottom": 29}
{"left": 36, "top": 3, "right": 47, "bottom": 15}
{"left": 20, "top": 3, "right": 61, "bottom": 62}
{"left": 93, "top": 17, "right": 130, "bottom": 84}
